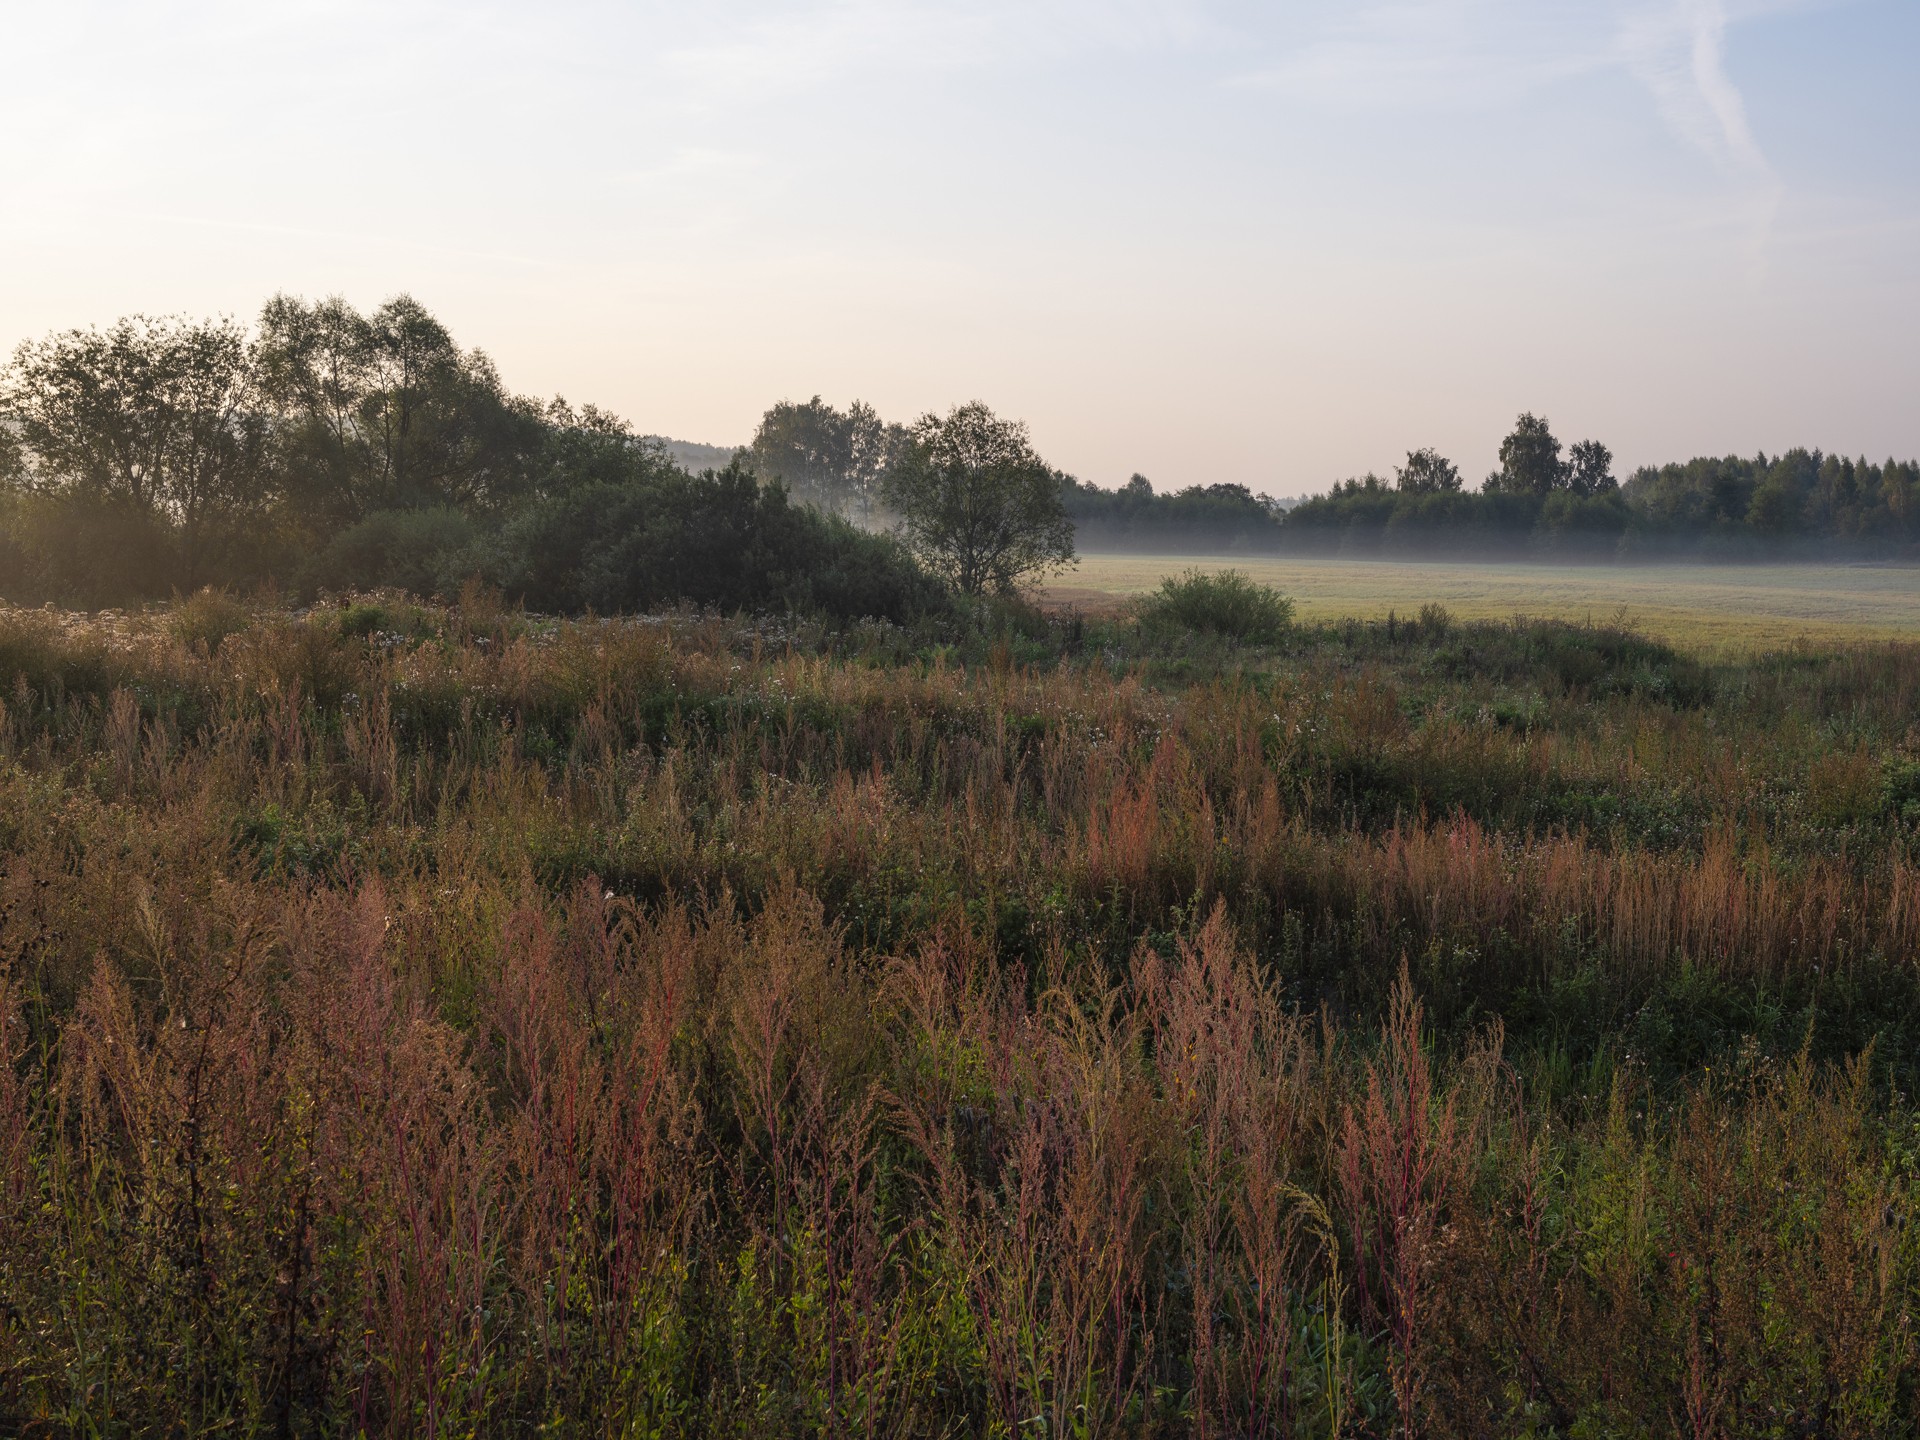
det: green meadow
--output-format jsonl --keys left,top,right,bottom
{"left": 1054, "top": 553, "right": 1920, "bottom": 653}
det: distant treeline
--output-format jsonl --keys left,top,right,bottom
{"left": 0, "top": 298, "right": 944, "bottom": 619}
{"left": 645, "top": 436, "right": 741, "bottom": 474}
{"left": 1062, "top": 473, "right": 1290, "bottom": 553}
{"left": 5, "top": 297, "right": 1916, "bottom": 617}
{"left": 1279, "top": 425, "right": 1920, "bottom": 560}
{"left": 1097, "top": 418, "right": 1920, "bottom": 559}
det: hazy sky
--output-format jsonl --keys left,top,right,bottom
{"left": 3, "top": 0, "right": 1915, "bottom": 494}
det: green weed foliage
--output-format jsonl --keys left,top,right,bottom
{"left": 0, "top": 597, "right": 1918, "bottom": 1436}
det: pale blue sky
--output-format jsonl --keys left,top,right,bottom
{"left": 2, "top": 0, "right": 1914, "bottom": 492}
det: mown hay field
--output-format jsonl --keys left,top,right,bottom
{"left": 1052, "top": 553, "right": 1920, "bottom": 653}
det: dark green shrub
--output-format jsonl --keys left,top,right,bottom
{"left": 0, "top": 492, "right": 177, "bottom": 606}
{"left": 1414, "top": 602, "right": 1453, "bottom": 639}
{"left": 304, "top": 507, "right": 480, "bottom": 599}
{"left": 487, "top": 462, "right": 948, "bottom": 625}
{"left": 782, "top": 511, "right": 952, "bottom": 625}
{"left": 1421, "top": 617, "right": 1710, "bottom": 705}
{"left": 1881, "top": 758, "right": 1920, "bottom": 824}
{"left": 1137, "top": 567, "right": 1294, "bottom": 643}
{"left": 335, "top": 601, "right": 389, "bottom": 639}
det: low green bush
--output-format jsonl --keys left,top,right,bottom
{"left": 303, "top": 506, "right": 481, "bottom": 600}
{"left": 1137, "top": 567, "right": 1294, "bottom": 643}
{"left": 0, "top": 491, "right": 179, "bottom": 607}
{"left": 1881, "top": 757, "right": 1920, "bottom": 824}
{"left": 168, "top": 587, "right": 253, "bottom": 654}
{"left": 487, "top": 461, "right": 949, "bottom": 626}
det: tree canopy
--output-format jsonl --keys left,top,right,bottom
{"left": 1396, "top": 448, "right": 1462, "bottom": 494}
{"left": 1, "top": 314, "right": 268, "bottom": 583}
{"left": 749, "top": 395, "right": 901, "bottom": 521}
{"left": 0, "top": 295, "right": 946, "bottom": 620}
{"left": 257, "top": 293, "right": 544, "bottom": 521}
{"left": 882, "top": 401, "right": 1075, "bottom": 595}
{"left": 1060, "top": 473, "right": 1287, "bottom": 552}
{"left": 1566, "top": 439, "right": 1616, "bottom": 497}
{"left": 1485, "top": 413, "right": 1564, "bottom": 495}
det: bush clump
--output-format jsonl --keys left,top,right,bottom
{"left": 1881, "top": 758, "right": 1920, "bottom": 824}
{"left": 486, "top": 462, "right": 949, "bottom": 626}
{"left": 0, "top": 491, "right": 182, "bottom": 607}
{"left": 1137, "top": 567, "right": 1294, "bottom": 643}
{"left": 303, "top": 507, "right": 482, "bottom": 600}
{"left": 168, "top": 587, "right": 253, "bottom": 654}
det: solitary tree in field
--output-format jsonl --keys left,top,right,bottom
{"left": 882, "top": 401, "right": 1074, "bottom": 595}
{"left": 1395, "top": 447, "right": 1462, "bottom": 493}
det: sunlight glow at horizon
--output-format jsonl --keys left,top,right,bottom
{"left": 1, "top": 0, "right": 1915, "bottom": 494}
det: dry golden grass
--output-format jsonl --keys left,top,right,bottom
{"left": 1050, "top": 553, "right": 1920, "bottom": 654}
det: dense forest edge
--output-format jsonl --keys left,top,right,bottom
{"left": 3, "top": 295, "right": 1917, "bottom": 617}
{"left": 1070, "top": 430, "right": 1920, "bottom": 560}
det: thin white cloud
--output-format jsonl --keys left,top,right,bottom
{"left": 1619, "top": 0, "right": 1770, "bottom": 176}
{"left": 1234, "top": 0, "right": 1807, "bottom": 177}
{"left": 1616, "top": 0, "right": 1790, "bottom": 276}
{"left": 1225, "top": 0, "right": 1810, "bottom": 278}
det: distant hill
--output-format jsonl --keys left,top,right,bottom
{"left": 645, "top": 436, "right": 742, "bottom": 473}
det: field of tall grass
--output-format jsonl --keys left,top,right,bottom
{"left": 1, "top": 589, "right": 1917, "bottom": 1436}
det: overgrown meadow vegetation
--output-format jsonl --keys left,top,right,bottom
{"left": 2, "top": 581, "right": 1919, "bottom": 1437}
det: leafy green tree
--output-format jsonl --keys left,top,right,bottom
{"left": 0, "top": 404, "right": 23, "bottom": 492}
{"left": 1622, "top": 454, "right": 1759, "bottom": 530}
{"left": 882, "top": 401, "right": 1074, "bottom": 595}
{"left": 537, "top": 399, "right": 680, "bottom": 493}
{"left": 842, "top": 400, "right": 901, "bottom": 522}
{"left": 750, "top": 395, "right": 901, "bottom": 520}
{"left": 1884, "top": 459, "right": 1918, "bottom": 530}
{"left": 0, "top": 314, "right": 270, "bottom": 581}
{"left": 1485, "top": 413, "right": 1565, "bottom": 495}
{"left": 750, "top": 395, "right": 843, "bottom": 507}
{"left": 1566, "top": 439, "right": 1616, "bottom": 497}
{"left": 256, "top": 293, "right": 541, "bottom": 522}
{"left": 1395, "top": 447, "right": 1462, "bottom": 494}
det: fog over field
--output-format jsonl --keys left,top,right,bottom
{"left": 1053, "top": 554, "right": 1920, "bottom": 652}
